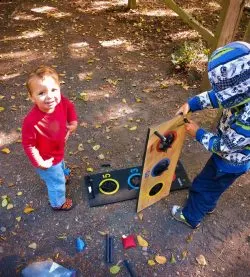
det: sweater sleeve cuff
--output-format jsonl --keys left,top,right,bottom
{"left": 196, "top": 128, "right": 206, "bottom": 142}
{"left": 188, "top": 96, "right": 201, "bottom": 112}
{"left": 208, "top": 90, "right": 219, "bottom": 108}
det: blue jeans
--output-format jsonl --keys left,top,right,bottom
{"left": 36, "top": 161, "right": 70, "bottom": 208}
{"left": 182, "top": 157, "right": 243, "bottom": 228}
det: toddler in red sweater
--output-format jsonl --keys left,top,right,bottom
{"left": 22, "top": 66, "right": 78, "bottom": 210}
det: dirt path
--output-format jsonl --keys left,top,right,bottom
{"left": 0, "top": 1, "right": 250, "bottom": 276}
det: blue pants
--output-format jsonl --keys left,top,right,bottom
{"left": 182, "top": 157, "right": 243, "bottom": 228}
{"left": 36, "top": 161, "right": 70, "bottom": 208}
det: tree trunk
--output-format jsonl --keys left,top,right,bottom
{"left": 201, "top": 0, "right": 245, "bottom": 90}
{"left": 213, "top": 0, "right": 245, "bottom": 49}
{"left": 164, "top": 0, "right": 214, "bottom": 46}
{"left": 128, "top": 0, "right": 136, "bottom": 9}
{"left": 243, "top": 20, "right": 250, "bottom": 42}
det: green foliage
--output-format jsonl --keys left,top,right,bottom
{"left": 171, "top": 40, "right": 209, "bottom": 70}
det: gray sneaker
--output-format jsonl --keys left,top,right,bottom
{"left": 171, "top": 205, "right": 200, "bottom": 229}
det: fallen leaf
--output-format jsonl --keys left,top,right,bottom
{"left": 142, "top": 88, "right": 152, "bottom": 93}
{"left": 7, "top": 203, "right": 14, "bottom": 210}
{"left": 1, "top": 148, "right": 10, "bottom": 154}
{"left": 1, "top": 198, "right": 8, "bottom": 207}
{"left": 86, "top": 167, "right": 94, "bottom": 172}
{"left": 160, "top": 83, "right": 168, "bottom": 89}
{"left": 181, "top": 250, "right": 188, "bottom": 260}
{"left": 196, "top": 254, "right": 207, "bottom": 266}
{"left": 93, "top": 145, "right": 100, "bottom": 151}
{"left": 155, "top": 255, "right": 167, "bottom": 264}
{"left": 98, "top": 231, "right": 106, "bottom": 236}
{"left": 80, "top": 121, "right": 88, "bottom": 127}
{"left": 98, "top": 154, "right": 105, "bottom": 160}
{"left": 84, "top": 73, "right": 93, "bottom": 81}
{"left": 170, "top": 253, "right": 176, "bottom": 264}
{"left": 57, "top": 234, "right": 67, "bottom": 240}
{"left": 23, "top": 206, "right": 34, "bottom": 214}
{"left": 129, "top": 126, "right": 137, "bottom": 131}
{"left": 122, "top": 98, "right": 127, "bottom": 103}
{"left": 28, "top": 242, "right": 37, "bottom": 249}
{"left": 186, "top": 234, "right": 193, "bottom": 243}
{"left": 138, "top": 212, "right": 143, "bottom": 221}
{"left": 7, "top": 183, "right": 15, "bottom": 187}
{"left": 106, "top": 79, "right": 118, "bottom": 86}
{"left": 0, "top": 95, "right": 5, "bottom": 99}
{"left": 137, "top": 235, "right": 148, "bottom": 247}
{"left": 16, "top": 216, "right": 22, "bottom": 222}
{"left": 78, "top": 143, "right": 84, "bottom": 151}
{"left": 0, "top": 107, "right": 5, "bottom": 112}
{"left": 17, "top": 191, "right": 23, "bottom": 196}
{"left": 148, "top": 259, "right": 156, "bottom": 266}
{"left": 110, "top": 265, "right": 121, "bottom": 274}
{"left": 135, "top": 97, "right": 142, "bottom": 103}
{"left": 79, "top": 92, "right": 89, "bottom": 101}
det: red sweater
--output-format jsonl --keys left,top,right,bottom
{"left": 22, "top": 95, "right": 77, "bottom": 167}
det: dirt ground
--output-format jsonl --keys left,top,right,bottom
{"left": 0, "top": 0, "right": 250, "bottom": 276}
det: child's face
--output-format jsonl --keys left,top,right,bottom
{"left": 29, "top": 75, "right": 61, "bottom": 113}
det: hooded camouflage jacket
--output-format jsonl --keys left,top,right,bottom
{"left": 188, "top": 41, "right": 250, "bottom": 173}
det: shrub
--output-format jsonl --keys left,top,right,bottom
{"left": 171, "top": 40, "right": 209, "bottom": 71}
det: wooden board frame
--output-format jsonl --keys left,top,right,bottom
{"left": 137, "top": 115, "right": 186, "bottom": 212}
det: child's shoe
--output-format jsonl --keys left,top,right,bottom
{"left": 171, "top": 205, "right": 200, "bottom": 229}
{"left": 52, "top": 198, "right": 73, "bottom": 211}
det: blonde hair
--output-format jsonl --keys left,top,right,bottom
{"left": 26, "top": 66, "right": 60, "bottom": 96}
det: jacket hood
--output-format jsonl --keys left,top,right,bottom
{"left": 208, "top": 41, "right": 250, "bottom": 108}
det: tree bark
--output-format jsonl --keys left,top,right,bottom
{"left": 243, "top": 20, "right": 250, "bottom": 42}
{"left": 128, "top": 0, "right": 136, "bottom": 9}
{"left": 201, "top": 0, "right": 245, "bottom": 90}
{"left": 213, "top": 0, "right": 245, "bottom": 49}
{"left": 164, "top": 0, "right": 214, "bottom": 46}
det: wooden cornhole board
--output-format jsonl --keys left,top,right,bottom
{"left": 137, "top": 115, "right": 187, "bottom": 212}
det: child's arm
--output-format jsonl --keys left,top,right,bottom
{"left": 65, "top": 121, "right": 78, "bottom": 141}
{"left": 64, "top": 95, "right": 78, "bottom": 140}
{"left": 185, "top": 119, "right": 250, "bottom": 156}
{"left": 22, "top": 120, "right": 54, "bottom": 169}
{"left": 187, "top": 90, "right": 218, "bottom": 112}
{"left": 67, "top": 121, "right": 78, "bottom": 133}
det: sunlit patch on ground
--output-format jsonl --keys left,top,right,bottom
{"left": 137, "top": 9, "right": 177, "bottom": 17}
{"left": 78, "top": 72, "right": 94, "bottom": 81}
{"left": 69, "top": 41, "right": 95, "bottom": 58}
{"left": 76, "top": 0, "right": 127, "bottom": 13}
{"left": 0, "top": 131, "right": 20, "bottom": 148}
{"left": 0, "top": 30, "right": 45, "bottom": 42}
{"left": 169, "top": 30, "right": 199, "bottom": 41}
{"left": 31, "top": 6, "right": 71, "bottom": 18}
{"left": 31, "top": 6, "right": 57, "bottom": 13}
{"left": 0, "top": 72, "right": 21, "bottom": 81}
{"left": 0, "top": 50, "right": 54, "bottom": 62}
{"left": 105, "top": 103, "right": 134, "bottom": 121}
{"left": 99, "top": 38, "right": 138, "bottom": 52}
{"left": 12, "top": 12, "right": 42, "bottom": 21}
{"left": 78, "top": 88, "right": 117, "bottom": 101}
{"left": 208, "top": 1, "right": 221, "bottom": 10}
